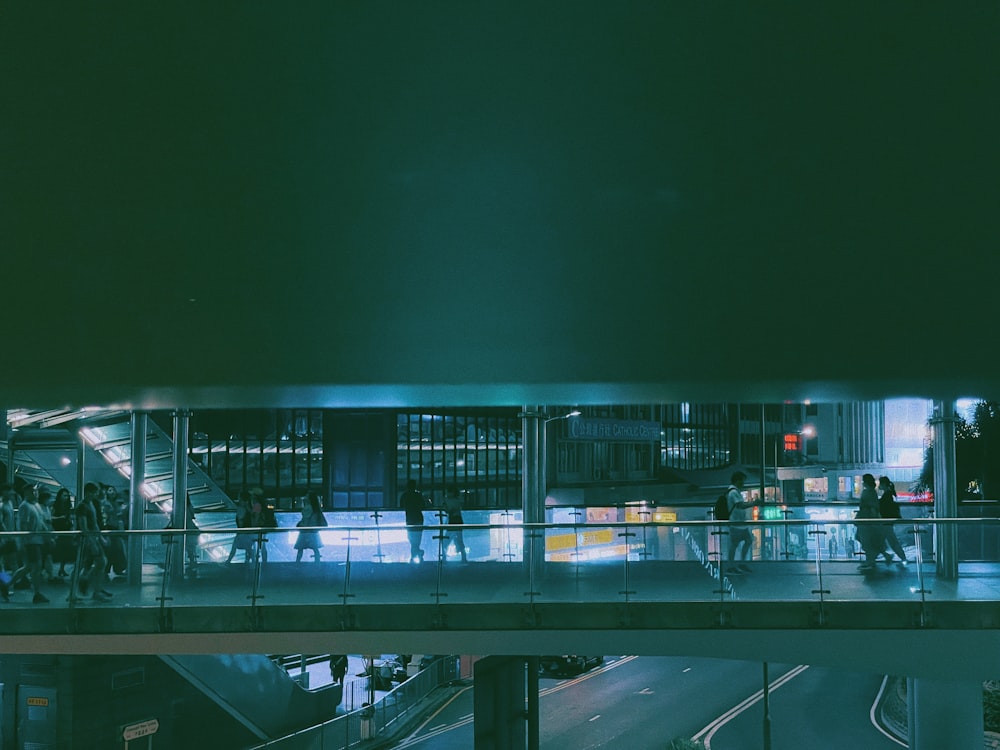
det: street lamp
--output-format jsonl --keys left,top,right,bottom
{"left": 541, "top": 409, "right": 581, "bottom": 508}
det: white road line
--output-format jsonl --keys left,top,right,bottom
{"left": 404, "top": 684, "right": 474, "bottom": 739}
{"left": 870, "top": 675, "right": 907, "bottom": 747}
{"left": 539, "top": 655, "right": 640, "bottom": 697}
{"left": 399, "top": 656, "right": 639, "bottom": 748}
{"left": 692, "top": 664, "right": 810, "bottom": 749}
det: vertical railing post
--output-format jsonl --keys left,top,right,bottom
{"left": 520, "top": 407, "right": 542, "bottom": 585}
{"left": 127, "top": 410, "right": 147, "bottom": 586}
{"left": 170, "top": 409, "right": 190, "bottom": 582}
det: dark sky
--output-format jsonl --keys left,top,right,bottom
{"left": 3, "top": 3, "right": 998, "bottom": 406}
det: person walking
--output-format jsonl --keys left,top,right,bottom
{"left": 294, "top": 490, "right": 327, "bottom": 562}
{"left": 330, "top": 654, "right": 348, "bottom": 685}
{"left": 878, "top": 476, "right": 910, "bottom": 565}
{"left": 247, "top": 489, "right": 276, "bottom": 564}
{"left": 225, "top": 490, "right": 255, "bottom": 564}
{"left": 401, "top": 479, "right": 430, "bottom": 563}
{"left": 16, "top": 485, "right": 51, "bottom": 603}
{"left": 75, "top": 482, "right": 112, "bottom": 601}
{"left": 51, "top": 487, "right": 75, "bottom": 578}
{"left": 726, "top": 471, "right": 754, "bottom": 573}
{"left": 443, "top": 485, "right": 468, "bottom": 562}
{"left": 856, "top": 473, "right": 882, "bottom": 572}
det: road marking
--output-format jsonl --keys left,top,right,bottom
{"left": 404, "top": 684, "right": 474, "bottom": 740}
{"left": 540, "top": 655, "right": 639, "bottom": 697}
{"left": 870, "top": 675, "right": 907, "bottom": 747}
{"left": 400, "top": 656, "right": 640, "bottom": 748}
{"left": 588, "top": 714, "right": 601, "bottom": 722}
{"left": 692, "top": 664, "right": 810, "bottom": 749}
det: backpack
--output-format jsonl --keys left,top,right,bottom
{"left": 714, "top": 490, "right": 730, "bottom": 521}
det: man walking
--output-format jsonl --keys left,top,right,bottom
{"left": 727, "top": 471, "right": 754, "bottom": 573}
{"left": 400, "top": 479, "right": 430, "bottom": 563}
{"left": 16, "top": 485, "right": 51, "bottom": 603}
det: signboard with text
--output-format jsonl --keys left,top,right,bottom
{"left": 568, "top": 418, "right": 661, "bottom": 442}
{"left": 122, "top": 718, "right": 159, "bottom": 741}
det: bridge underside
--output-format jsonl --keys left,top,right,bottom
{"left": 8, "top": 599, "right": 1000, "bottom": 681}
{"left": 4, "top": 558, "right": 994, "bottom": 676}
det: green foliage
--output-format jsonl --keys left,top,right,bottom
{"left": 665, "top": 739, "right": 706, "bottom": 750}
{"left": 984, "top": 681, "right": 1000, "bottom": 732}
{"left": 915, "top": 401, "right": 1000, "bottom": 500}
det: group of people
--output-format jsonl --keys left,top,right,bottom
{"left": 401, "top": 480, "right": 467, "bottom": 563}
{"left": 855, "top": 473, "right": 911, "bottom": 571}
{"left": 720, "top": 470, "right": 912, "bottom": 573}
{"left": 221, "top": 488, "right": 330, "bottom": 565}
{"left": 0, "top": 481, "right": 127, "bottom": 604}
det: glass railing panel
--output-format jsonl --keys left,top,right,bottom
{"left": 9, "top": 518, "right": 1000, "bottom": 636}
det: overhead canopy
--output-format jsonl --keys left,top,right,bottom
{"left": 3, "top": 4, "right": 998, "bottom": 409}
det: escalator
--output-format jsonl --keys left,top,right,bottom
{"left": 160, "top": 654, "right": 343, "bottom": 740}
{"left": 3, "top": 408, "right": 236, "bottom": 557}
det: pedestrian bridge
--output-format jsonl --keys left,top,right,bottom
{"left": 4, "top": 516, "right": 1000, "bottom": 682}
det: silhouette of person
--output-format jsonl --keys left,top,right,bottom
{"left": 878, "top": 476, "right": 910, "bottom": 565}
{"left": 401, "top": 479, "right": 430, "bottom": 562}
{"left": 226, "top": 489, "right": 254, "bottom": 564}
{"left": 726, "top": 471, "right": 754, "bottom": 572}
{"left": 294, "top": 490, "right": 327, "bottom": 562}
{"left": 856, "top": 473, "right": 882, "bottom": 571}
{"left": 443, "top": 485, "right": 468, "bottom": 562}
{"left": 330, "top": 654, "right": 348, "bottom": 684}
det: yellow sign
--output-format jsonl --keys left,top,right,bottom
{"left": 546, "top": 533, "right": 577, "bottom": 551}
{"left": 545, "top": 528, "right": 615, "bottom": 552}
{"left": 580, "top": 529, "right": 614, "bottom": 546}
{"left": 26, "top": 697, "right": 48, "bottom": 707}
{"left": 624, "top": 508, "right": 677, "bottom": 523}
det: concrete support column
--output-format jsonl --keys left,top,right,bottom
{"left": 930, "top": 400, "right": 959, "bottom": 580}
{"left": 907, "top": 677, "right": 983, "bottom": 750}
{"left": 171, "top": 409, "right": 190, "bottom": 580}
{"left": 473, "top": 656, "right": 527, "bottom": 750}
{"left": 526, "top": 657, "right": 539, "bottom": 750}
{"left": 127, "top": 411, "right": 147, "bottom": 586}
{"left": 520, "top": 407, "right": 542, "bottom": 579}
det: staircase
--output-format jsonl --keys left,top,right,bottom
{"left": 3, "top": 408, "right": 236, "bottom": 555}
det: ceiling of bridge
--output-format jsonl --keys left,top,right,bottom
{"left": 3, "top": 5, "right": 998, "bottom": 410}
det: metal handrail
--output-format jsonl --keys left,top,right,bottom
{"left": 248, "top": 656, "right": 461, "bottom": 750}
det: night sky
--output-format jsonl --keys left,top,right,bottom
{"left": 3, "top": 3, "right": 998, "bottom": 407}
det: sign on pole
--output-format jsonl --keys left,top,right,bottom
{"left": 122, "top": 718, "right": 159, "bottom": 741}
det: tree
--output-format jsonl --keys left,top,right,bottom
{"left": 915, "top": 401, "right": 1000, "bottom": 500}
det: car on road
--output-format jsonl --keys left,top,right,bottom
{"left": 538, "top": 655, "right": 603, "bottom": 677}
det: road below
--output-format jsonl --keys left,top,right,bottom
{"left": 393, "top": 656, "right": 905, "bottom": 749}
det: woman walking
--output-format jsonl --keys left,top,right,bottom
{"left": 294, "top": 491, "right": 327, "bottom": 562}
{"left": 878, "top": 476, "right": 910, "bottom": 565}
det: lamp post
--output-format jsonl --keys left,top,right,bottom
{"left": 521, "top": 408, "right": 580, "bottom": 584}
{"left": 527, "top": 408, "right": 578, "bottom": 750}
{"left": 540, "top": 410, "right": 581, "bottom": 516}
